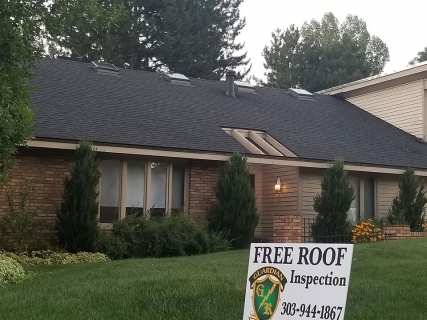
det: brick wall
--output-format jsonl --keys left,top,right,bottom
{"left": 188, "top": 160, "right": 221, "bottom": 219}
{"left": 274, "top": 214, "right": 301, "bottom": 243}
{"left": 0, "top": 148, "right": 73, "bottom": 245}
{"left": 384, "top": 225, "right": 427, "bottom": 240}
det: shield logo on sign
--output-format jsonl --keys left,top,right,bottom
{"left": 252, "top": 275, "right": 281, "bottom": 320}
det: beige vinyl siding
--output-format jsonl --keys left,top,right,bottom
{"left": 347, "top": 80, "right": 423, "bottom": 138}
{"left": 376, "top": 176, "right": 427, "bottom": 219}
{"left": 300, "top": 169, "right": 323, "bottom": 219}
{"left": 376, "top": 176, "right": 399, "bottom": 219}
{"left": 260, "top": 165, "right": 298, "bottom": 239}
{"left": 248, "top": 163, "right": 263, "bottom": 236}
{"left": 300, "top": 169, "right": 402, "bottom": 220}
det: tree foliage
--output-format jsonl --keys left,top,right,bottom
{"left": 0, "top": 0, "right": 46, "bottom": 180}
{"left": 45, "top": 0, "right": 250, "bottom": 80}
{"left": 56, "top": 141, "right": 101, "bottom": 253}
{"left": 208, "top": 152, "right": 258, "bottom": 249}
{"left": 311, "top": 159, "right": 354, "bottom": 242}
{"left": 409, "top": 47, "right": 427, "bottom": 65}
{"left": 387, "top": 168, "right": 427, "bottom": 231}
{"left": 263, "top": 13, "right": 390, "bottom": 92}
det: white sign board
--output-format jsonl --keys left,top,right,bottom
{"left": 243, "top": 243, "right": 354, "bottom": 320}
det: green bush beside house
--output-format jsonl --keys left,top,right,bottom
{"left": 387, "top": 168, "right": 427, "bottom": 231}
{"left": 311, "top": 159, "right": 355, "bottom": 242}
{"left": 208, "top": 152, "right": 259, "bottom": 249}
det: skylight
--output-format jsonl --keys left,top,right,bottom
{"left": 91, "top": 61, "right": 119, "bottom": 75}
{"left": 235, "top": 81, "right": 256, "bottom": 94}
{"left": 289, "top": 88, "right": 314, "bottom": 101}
{"left": 222, "top": 128, "right": 296, "bottom": 157}
{"left": 167, "top": 73, "right": 191, "bottom": 86}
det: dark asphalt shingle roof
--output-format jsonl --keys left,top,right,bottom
{"left": 29, "top": 58, "right": 427, "bottom": 169}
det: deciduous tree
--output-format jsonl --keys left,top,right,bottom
{"left": 263, "top": 13, "right": 390, "bottom": 92}
{"left": 0, "top": 0, "right": 46, "bottom": 180}
{"left": 409, "top": 47, "right": 427, "bottom": 65}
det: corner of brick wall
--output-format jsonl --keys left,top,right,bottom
{"left": 188, "top": 160, "right": 221, "bottom": 220}
{"left": 383, "top": 225, "right": 427, "bottom": 240}
{"left": 274, "top": 214, "right": 301, "bottom": 243}
{"left": 0, "top": 148, "right": 73, "bottom": 246}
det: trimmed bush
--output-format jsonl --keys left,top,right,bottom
{"left": 208, "top": 152, "right": 259, "bottom": 249}
{"left": 311, "top": 159, "right": 354, "bottom": 243}
{"left": 104, "top": 214, "right": 229, "bottom": 259}
{"left": 2, "top": 250, "right": 109, "bottom": 267}
{"left": 96, "top": 231, "right": 128, "bottom": 260}
{"left": 0, "top": 253, "right": 26, "bottom": 286}
{"left": 57, "top": 141, "right": 101, "bottom": 253}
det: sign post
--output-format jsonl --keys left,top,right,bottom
{"left": 243, "top": 243, "right": 354, "bottom": 320}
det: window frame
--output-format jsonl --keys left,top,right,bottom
{"left": 98, "top": 157, "right": 189, "bottom": 227}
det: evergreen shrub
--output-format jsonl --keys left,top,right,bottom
{"left": 387, "top": 168, "right": 427, "bottom": 231}
{"left": 311, "top": 159, "right": 354, "bottom": 243}
{"left": 101, "top": 214, "right": 229, "bottom": 259}
{"left": 208, "top": 152, "right": 259, "bottom": 249}
{"left": 56, "top": 141, "right": 101, "bottom": 253}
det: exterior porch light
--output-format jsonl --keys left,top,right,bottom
{"left": 275, "top": 177, "right": 281, "bottom": 191}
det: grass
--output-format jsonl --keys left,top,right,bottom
{"left": 0, "top": 239, "right": 426, "bottom": 319}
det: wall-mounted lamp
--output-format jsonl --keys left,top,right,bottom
{"left": 275, "top": 177, "right": 281, "bottom": 191}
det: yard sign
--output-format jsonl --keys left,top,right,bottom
{"left": 243, "top": 243, "right": 354, "bottom": 320}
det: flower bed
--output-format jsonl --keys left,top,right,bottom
{"left": 352, "top": 219, "right": 384, "bottom": 243}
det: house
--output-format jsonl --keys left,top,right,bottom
{"left": 2, "top": 58, "right": 427, "bottom": 244}
{"left": 319, "top": 61, "right": 427, "bottom": 140}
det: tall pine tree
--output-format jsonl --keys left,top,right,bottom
{"left": 208, "top": 152, "right": 258, "bottom": 249}
{"left": 387, "top": 168, "right": 427, "bottom": 231}
{"left": 45, "top": 0, "right": 250, "bottom": 80}
{"left": 57, "top": 141, "right": 101, "bottom": 253}
{"left": 311, "top": 159, "right": 354, "bottom": 242}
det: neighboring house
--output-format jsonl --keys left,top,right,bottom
{"left": 319, "top": 61, "right": 427, "bottom": 141}
{"left": 2, "top": 58, "right": 427, "bottom": 244}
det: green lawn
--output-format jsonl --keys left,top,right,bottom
{"left": 0, "top": 239, "right": 426, "bottom": 320}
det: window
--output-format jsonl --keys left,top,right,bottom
{"left": 171, "top": 164, "right": 186, "bottom": 214}
{"left": 100, "top": 160, "right": 121, "bottom": 223}
{"left": 150, "top": 163, "right": 167, "bottom": 218}
{"left": 364, "top": 178, "right": 375, "bottom": 219}
{"left": 126, "top": 161, "right": 145, "bottom": 215}
{"left": 347, "top": 177, "right": 376, "bottom": 223}
{"left": 348, "top": 177, "right": 360, "bottom": 224}
{"left": 100, "top": 159, "right": 187, "bottom": 223}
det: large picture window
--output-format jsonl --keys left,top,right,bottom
{"left": 100, "top": 159, "right": 187, "bottom": 223}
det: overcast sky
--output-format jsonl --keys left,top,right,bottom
{"left": 238, "top": 0, "right": 427, "bottom": 80}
